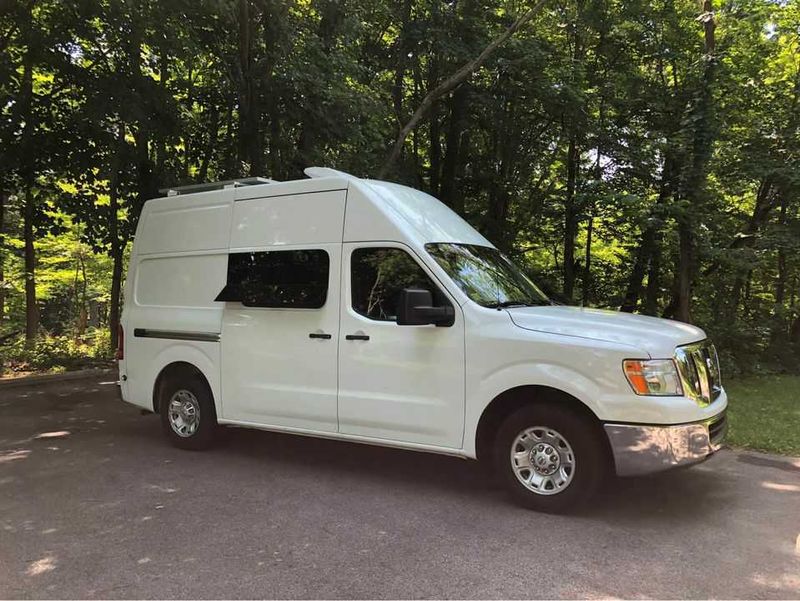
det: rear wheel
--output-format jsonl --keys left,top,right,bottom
{"left": 159, "top": 373, "right": 218, "bottom": 450}
{"left": 494, "top": 403, "right": 606, "bottom": 513}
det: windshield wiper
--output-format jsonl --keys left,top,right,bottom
{"left": 486, "top": 299, "right": 551, "bottom": 309}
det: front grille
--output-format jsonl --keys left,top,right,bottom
{"left": 675, "top": 340, "right": 722, "bottom": 406}
{"left": 708, "top": 413, "right": 727, "bottom": 446}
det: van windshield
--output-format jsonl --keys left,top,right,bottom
{"left": 425, "top": 243, "right": 551, "bottom": 308}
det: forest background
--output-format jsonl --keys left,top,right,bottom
{"left": 1, "top": 0, "right": 798, "bottom": 382}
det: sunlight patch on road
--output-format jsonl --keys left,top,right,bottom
{"left": 0, "top": 450, "right": 30, "bottom": 464}
{"left": 761, "top": 481, "right": 800, "bottom": 493}
{"left": 26, "top": 556, "right": 56, "bottom": 576}
{"left": 147, "top": 484, "right": 178, "bottom": 494}
{"left": 35, "top": 431, "right": 70, "bottom": 440}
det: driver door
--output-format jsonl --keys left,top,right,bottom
{"left": 337, "top": 242, "right": 465, "bottom": 448}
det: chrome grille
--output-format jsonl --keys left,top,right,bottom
{"left": 674, "top": 340, "right": 722, "bottom": 406}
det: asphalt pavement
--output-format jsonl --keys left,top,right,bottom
{"left": 1, "top": 376, "right": 798, "bottom": 599}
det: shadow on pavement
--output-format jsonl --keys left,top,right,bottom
{"left": 218, "top": 424, "right": 733, "bottom": 521}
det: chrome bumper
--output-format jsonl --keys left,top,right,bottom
{"left": 604, "top": 412, "right": 727, "bottom": 477}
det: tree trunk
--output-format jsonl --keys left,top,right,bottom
{"left": 672, "top": 0, "right": 717, "bottom": 323}
{"left": 439, "top": 85, "right": 468, "bottom": 211}
{"left": 674, "top": 218, "right": 693, "bottom": 322}
{"left": 776, "top": 250, "right": 786, "bottom": 308}
{"left": 237, "top": 0, "right": 263, "bottom": 175}
{"left": 485, "top": 93, "right": 517, "bottom": 251}
{"left": 644, "top": 236, "right": 662, "bottom": 316}
{"left": 562, "top": 136, "right": 579, "bottom": 300}
{"left": 73, "top": 252, "right": 88, "bottom": 337}
{"left": 18, "top": 25, "right": 37, "bottom": 348}
{"left": 294, "top": 0, "right": 342, "bottom": 176}
{"left": 0, "top": 191, "right": 5, "bottom": 324}
{"left": 620, "top": 227, "right": 654, "bottom": 312}
{"left": 773, "top": 194, "right": 788, "bottom": 341}
{"left": 428, "top": 55, "right": 441, "bottom": 195}
{"left": 198, "top": 104, "right": 219, "bottom": 182}
{"left": 222, "top": 102, "right": 237, "bottom": 178}
{"left": 23, "top": 185, "right": 38, "bottom": 347}
{"left": 110, "top": 248, "right": 123, "bottom": 351}
{"left": 582, "top": 213, "right": 593, "bottom": 306}
{"left": 429, "top": 110, "right": 441, "bottom": 195}
{"left": 620, "top": 153, "right": 675, "bottom": 312}
{"left": 267, "top": 95, "right": 281, "bottom": 178}
{"left": 391, "top": 0, "right": 412, "bottom": 129}
{"left": 109, "top": 125, "right": 125, "bottom": 350}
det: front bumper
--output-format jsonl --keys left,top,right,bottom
{"left": 604, "top": 411, "right": 727, "bottom": 477}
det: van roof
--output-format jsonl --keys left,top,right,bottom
{"left": 158, "top": 168, "right": 353, "bottom": 197}
{"left": 151, "top": 167, "right": 493, "bottom": 249}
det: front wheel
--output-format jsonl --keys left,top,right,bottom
{"left": 494, "top": 403, "right": 607, "bottom": 513}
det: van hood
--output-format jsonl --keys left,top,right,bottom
{"left": 507, "top": 305, "right": 706, "bottom": 358}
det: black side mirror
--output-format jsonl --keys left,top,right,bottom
{"left": 397, "top": 288, "right": 455, "bottom": 327}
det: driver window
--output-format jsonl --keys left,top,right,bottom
{"left": 351, "top": 247, "right": 447, "bottom": 322}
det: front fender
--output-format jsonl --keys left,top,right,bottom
{"left": 463, "top": 361, "right": 603, "bottom": 458}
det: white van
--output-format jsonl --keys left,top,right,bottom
{"left": 117, "top": 167, "right": 727, "bottom": 512}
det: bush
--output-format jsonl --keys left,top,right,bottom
{"left": 0, "top": 328, "right": 114, "bottom": 376}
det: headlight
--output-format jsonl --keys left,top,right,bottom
{"left": 623, "top": 359, "right": 683, "bottom": 396}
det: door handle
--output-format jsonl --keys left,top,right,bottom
{"left": 309, "top": 332, "right": 332, "bottom": 340}
{"left": 345, "top": 334, "right": 370, "bottom": 341}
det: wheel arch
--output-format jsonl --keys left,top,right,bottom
{"left": 152, "top": 361, "right": 213, "bottom": 414}
{"left": 474, "top": 385, "right": 610, "bottom": 464}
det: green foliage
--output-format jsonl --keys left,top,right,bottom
{"left": 0, "top": 0, "right": 798, "bottom": 374}
{"left": 725, "top": 375, "right": 800, "bottom": 455}
{"left": 0, "top": 328, "right": 113, "bottom": 376}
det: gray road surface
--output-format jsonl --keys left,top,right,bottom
{"left": 1, "top": 376, "right": 798, "bottom": 599}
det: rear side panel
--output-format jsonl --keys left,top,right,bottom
{"left": 119, "top": 189, "right": 235, "bottom": 412}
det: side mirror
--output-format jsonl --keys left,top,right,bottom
{"left": 397, "top": 288, "right": 455, "bottom": 327}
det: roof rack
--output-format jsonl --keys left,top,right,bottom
{"left": 159, "top": 177, "right": 278, "bottom": 197}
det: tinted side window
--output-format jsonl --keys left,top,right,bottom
{"left": 351, "top": 247, "right": 447, "bottom": 321}
{"left": 216, "top": 250, "right": 329, "bottom": 308}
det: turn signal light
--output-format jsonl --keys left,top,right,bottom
{"left": 623, "top": 359, "right": 682, "bottom": 396}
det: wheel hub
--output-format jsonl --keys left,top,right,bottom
{"left": 530, "top": 442, "right": 560, "bottom": 475}
{"left": 168, "top": 390, "right": 200, "bottom": 437}
{"left": 510, "top": 426, "right": 576, "bottom": 496}
{"left": 181, "top": 402, "right": 196, "bottom": 421}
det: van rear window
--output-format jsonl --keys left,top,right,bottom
{"left": 215, "top": 250, "right": 329, "bottom": 308}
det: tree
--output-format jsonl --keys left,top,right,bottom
{"left": 378, "top": 0, "right": 549, "bottom": 178}
{"left": 0, "top": 0, "right": 798, "bottom": 376}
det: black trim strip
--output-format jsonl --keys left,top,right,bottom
{"left": 234, "top": 187, "right": 348, "bottom": 202}
{"left": 133, "top": 328, "right": 220, "bottom": 342}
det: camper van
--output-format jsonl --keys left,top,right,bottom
{"left": 117, "top": 167, "right": 726, "bottom": 512}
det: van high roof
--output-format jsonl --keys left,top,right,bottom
{"left": 148, "top": 167, "right": 491, "bottom": 250}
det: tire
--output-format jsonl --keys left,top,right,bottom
{"left": 158, "top": 371, "right": 218, "bottom": 451}
{"left": 494, "top": 403, "right": 607, "bottom": 513}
